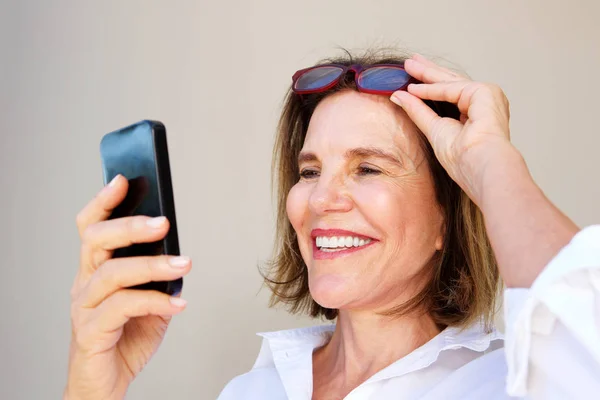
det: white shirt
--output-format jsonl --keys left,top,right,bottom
{"left": 217, "top": 226, "right": 600, "bottom": 399}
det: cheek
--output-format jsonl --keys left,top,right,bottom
{"left": 286, "top": 183, "right": 307, "bottom": 233}
{"left": 351, "top": 178, "right": 440, "bottom": 244}
{"left": 351, "top": 180, "right": 406, "bottom": 231}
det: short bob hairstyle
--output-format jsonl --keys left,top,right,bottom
{"left": 264, "top": 49, "right": 500, "bottom": 330}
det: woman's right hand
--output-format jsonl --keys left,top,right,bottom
{"left": 64, "top": 175, "right": 192, "bottom": 400}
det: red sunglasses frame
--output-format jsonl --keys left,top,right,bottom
{"left": 292, "top": 63, "right": 417, "bottom": 96}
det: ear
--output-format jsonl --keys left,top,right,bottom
{"left": 435, "top": 234, "right": 444, "bottom": 251}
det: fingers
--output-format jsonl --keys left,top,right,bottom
{"left": 407, "top": 81, "right": 473, "bottom": 115}
{"left": 74, "top": 289, "right": 186, "bottom": 352}
{"left": 390, "top": 91, "right": 463, "bottom": 145}
{"left": 80, "top": 255, "right": 192, "bottom": 308}
{"left": 76, "top": 175, "right": 128, "bottom": 237}
{"left": 405, "top": 54, "right": 466, "bottom": 84}
{"left": 408, "top": 81, "right": 509, "bottom": 122}
{"left": 96, "top": 290, "right": 186, "bottom": 332}
{"left": 391, "top": 91, "right": 438, "bottom": 139}
{"left": 81, "top": 215, "right": 170, "bottom": 254}
{"left": 79, "top": 215, "right": 170, "bottom": 275}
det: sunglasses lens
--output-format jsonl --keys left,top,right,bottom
{"left": 358, "top": 66, "right": 411, "bottom": 91}
{"left": 295, "top": 66, "right": 344, "bottom": 91}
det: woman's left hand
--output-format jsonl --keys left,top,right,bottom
{"left": 390, "top": 54, "right": 518, "bottom": 205}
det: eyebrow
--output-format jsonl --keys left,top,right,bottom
{"left": 297, "top": 146, "right": 402, "bottom": 166}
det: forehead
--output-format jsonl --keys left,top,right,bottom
{"left": 303, "top": 90, "right": 420, "bottom": 155}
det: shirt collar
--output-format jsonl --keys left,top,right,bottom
{"left": 254, "top": 324, "right": 336, "bottom": 369}
{"left": 253, "top": 321, "right": 503, "bottom": 399}
{"left": 362, "top": 321, "right": 504, "bottom": 384}
{"left": 254, "top": 325, "right": 335, "bottom": 400}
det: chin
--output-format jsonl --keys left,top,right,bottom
{"left": 309, "top": 273, "right": 356, "bottom": 310}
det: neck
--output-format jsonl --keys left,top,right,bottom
{"left": 312, "top": 309, "right": 440, "bottom": 393}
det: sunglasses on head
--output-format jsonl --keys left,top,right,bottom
{"left": 292, "top": 63, "right": 416, "bottom": 96}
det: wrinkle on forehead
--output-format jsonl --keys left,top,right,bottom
{"left": 306, "top": 91, "right": 426, "bottom": 171}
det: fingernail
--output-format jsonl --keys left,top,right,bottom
{"left": 170, "top": 297, "right": 187, "bottom": 307}
{"left": 108, "top": 174, "right": 120, "bottom": 187}
{"left": 390, "top": 93, "right": 403, "bottom": 105}
{"left": 169, "top": 256, "right": 190, "bottom": 268}
{"left": 147, "top": 216, "right": 167, "bottom": 228}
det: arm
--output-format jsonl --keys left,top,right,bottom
{"left": 467, "top": 143, "right": 579, "bottom": 287}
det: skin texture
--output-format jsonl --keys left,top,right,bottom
{"left": 287, "top": 90, "right": 444, "bottom": 314}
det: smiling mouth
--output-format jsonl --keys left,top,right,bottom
{"left": 315, "top": 235, "right": 373, "bottom": 252}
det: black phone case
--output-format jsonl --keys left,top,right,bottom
{"left": 100, "top": 120, "right": 182, "bottom": 296}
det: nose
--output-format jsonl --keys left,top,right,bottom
{"left": 308, "top": 173, "right": 353, "bottom": 215}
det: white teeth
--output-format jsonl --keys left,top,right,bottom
{"left": 315, "top": 235, "right": 372, "bottom": 249}
{"left": 345, "top": 236, "right": 353, "bottom": 247}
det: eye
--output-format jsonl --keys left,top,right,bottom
{"left": 357, "top": 165, "right": 381, "bottom": 176}
{"left": 299, "top": 168, "right": 320, "bottom": 180}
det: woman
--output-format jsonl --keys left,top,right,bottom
{"left": 65, "top": 51, "right": 600, "bottom": 399}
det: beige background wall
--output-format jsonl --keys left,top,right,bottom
{"left": 1, "top": 0, "right": 599, "bottom": 398}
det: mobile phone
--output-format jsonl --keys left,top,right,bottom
{"left": 100, "top": 120, "right": 182, "bottom": 296}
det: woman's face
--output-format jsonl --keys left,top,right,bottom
{"left": 286, "top": 90, "right": 445, "bottom": 313}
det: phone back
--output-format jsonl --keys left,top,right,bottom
{"left": 100, "top": 120, "right": 182, "bottom": 295}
